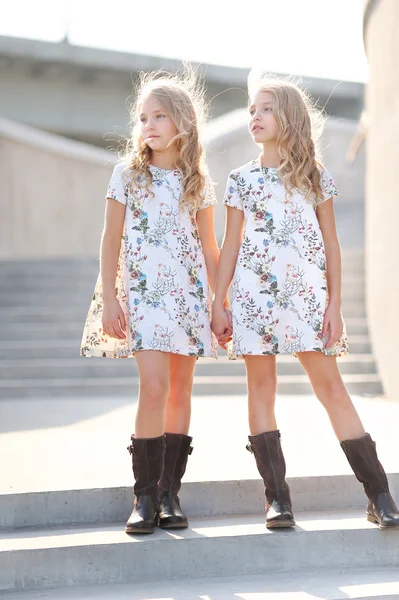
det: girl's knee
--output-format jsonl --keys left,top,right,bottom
{"left": 169, "top": 373, "right": 194, "bottom": 404}
{"left": 314, "top": 378, "right": 348, "bottom": 406}
{"left": 248, "top": 369, "right": 277, "bottom": 389}
{"left": 248, "top": 377, "right": 277, "bottom": 400}
{"left": 140, "top": 378, "right": 169, "bottom": 405}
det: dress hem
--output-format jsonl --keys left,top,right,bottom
{"left": 81, "top": 348, "right": 218, "bottom": 360}
{"left": 228, "top": 347, "right": 349, "bottom": 360}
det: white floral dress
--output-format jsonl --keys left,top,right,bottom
{"left": 224, "top": 158, "right": 348, "bottom": 359}
{"left": 81, "top": 163, "right": 218, "bottom": 359}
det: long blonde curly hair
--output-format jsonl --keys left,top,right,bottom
{"left": 122, "top": 66, "right": 210, "bottom": 213}
{"left": 248, "top": 71, "right": 326, "bottom": 203}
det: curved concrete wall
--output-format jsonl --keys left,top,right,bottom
{"left": 0, "top": 117, "right": 116, "bottom": 258}
{"left": 364, "top": 0, "right": 399, "bottom": 399}
{"left": 1, "top": 111, "right": 364, "bottom": 258}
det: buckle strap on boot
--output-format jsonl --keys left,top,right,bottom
{"left": 127, "top": 434, "right": 134, "bottom": 455}
{"left": 246, "top": 431, "right": 281, "bottom": 454}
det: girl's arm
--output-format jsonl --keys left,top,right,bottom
{"left": 316, "top": 198, "right": 344, "bottom": 349}
{"left": 197, "top": 205, "right": 232, "bottom": 348}
{"left": 212, "top": 207, "right": 244, "bottom": 340}
{"left": 100, "top": 199, "right": 127, "bottom": 340}
{"left": 196, "top": 205, "right": 219, "bottom": 295}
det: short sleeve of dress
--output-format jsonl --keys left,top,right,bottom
{"left": 106, "top": 163, "right": 129, "bottom": 206}
{"left": 318, "top": 168, "right": 339, "bottom": 205}
{"left": 223, "top": 172, "right": 244, "bottom": 211}
{"left": 197, "top": 178, "right": 217, "bottom": 212}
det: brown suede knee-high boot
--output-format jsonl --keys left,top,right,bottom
{"left": 341, "top": 433, "right": 399, "bottom": 529}
{"left": 158, "top": 433, "right": 193, "bottom": 529}
{"left": 125, "top": 435, "right": 165, "bottom": 534}
{"left": 247, "top": 430, "right": 295, "bottom": 529}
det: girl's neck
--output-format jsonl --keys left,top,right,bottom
{"left": 149, "top": 149, "right": 178, "bottom": 171}
{"left": 260, "top": 144, "right": 281, "bottom": 169}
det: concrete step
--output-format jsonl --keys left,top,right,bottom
{"left": 0, "top": 322, "right": 89, "bottom": 340}
{"left": 6, "top": 569, "right": 399, "bottom": 600}
{"left": 1, "top": 509, "right": 398, "bottom": 594}
{"left": 0, "top": 354, "right": 379, "bottom": 380}
{"left": 2, "top": 474, "right": 398, "bottom": 530}
{"left": 1, "top": 280, "right": 95, "bottom": 293}
{"left": 0, "top": 260, "right": 98, "bottom": 279}
{"left": 0, "top": 372, "right": 384, "bottom": 398}
{"left": 3, "top": 568, "right": 399, "bottom": 600}
{"left": 0, "top": 306, "right": 90, "bottom": 324}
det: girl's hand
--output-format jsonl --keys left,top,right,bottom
{"left": 322, "top": 303, "right": 343, "bottom": 349}
{"left": 217, "top": 308, "right": 233, "bottom": 349}
{"left": 102, "top": 298, "right": 127, "bottom": 340}
{"left": 212, "top": 302, "right": 233, "bottom": 350}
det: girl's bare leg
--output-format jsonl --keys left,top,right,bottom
{"left": 244, "top": 355, "right": 278, "bottom": 434}
{"left": 165, "top": 354, "right": 197, "bottom": 434}
{"left": 135, "top": 350, "right": 170, "bottom": 438}
{"left": 296, "top": 351, "right": 365, "bottom": 442}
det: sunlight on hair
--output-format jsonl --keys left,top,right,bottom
{"left": 247, "top": 68, "right": 328, "bottom": 204}
{"left": 120, "top": 63, "right": 211, "bottom": 213}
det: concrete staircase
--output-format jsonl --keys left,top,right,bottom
{"left": 0, "top": 248, "right": 383, "bottom": 399}
{"left": 1, "top": 475, "right": 399, "bottom": 597}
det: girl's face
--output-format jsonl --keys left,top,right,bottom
{"left": 249, "top": 91, "right": 279, "bottom": 144}
{"left": 139, "top": 95, "right": 179, "bottom": 151}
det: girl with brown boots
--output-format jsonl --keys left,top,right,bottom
{"left": 212, "top": 73, "right": 399, "bottom": 531}
{"left": 81, "top": 68, "right": 225, "bottom": 533}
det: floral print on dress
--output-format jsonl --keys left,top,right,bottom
{"left": 81, "top": 162, "right": 217, "bottom": 359}
{"left": 223, "top": 158, "right": 347, "bottom": 359}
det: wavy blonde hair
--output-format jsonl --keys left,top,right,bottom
{"left": 122, "top": 66, "right": 209, "bottom": 213}
{"left": 248, "top": 71, "right": 326, "bottom": 203}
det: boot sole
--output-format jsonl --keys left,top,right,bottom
{"left": 367, "top": 513, "right": 399, "bottom": 529}
{"left": 266, "top": 519, "right": 296, "bottom": 529}
{"left": 158, "top": 516, "right": 189, "bottom": 529}
{"left": 125, "top": 526, "right": 155, "bottom": 534}
{"left": 158, "top": 522, "right": 188, "bottom": 529}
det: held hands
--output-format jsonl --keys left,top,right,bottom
{"left": 102, "top": 298, "right": 127, "bottom": 340}
{"left": 322, "top": 303, "right": 343, "bottom": 350}
{"left": 211, "top": 301, "right": 233, "bottom": 350}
